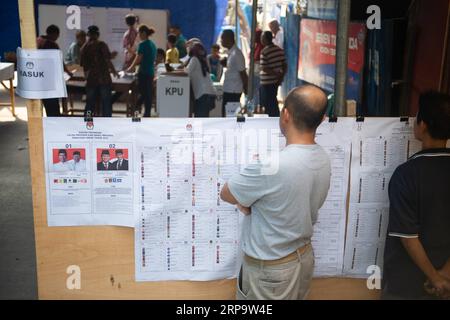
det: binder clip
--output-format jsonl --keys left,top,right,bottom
{"left": 328, "top": 115, "right": 338, "bottom": 123}
{"left": 356, "top": 116, "right": 365, "bottom": 122}
{"left": 84, "top": 110, "right": 93, "bottom": 122}
{"left": 236, "top": 115, "right": 246, "bottom": 123}
{"left": 132, "top": 111, "right": 141, "bottom": 122}
{"left": 400, "top": 117, "right": 409, "bottom": 122}
{"left": 84, "top": 111, "right": 94, "bottom": 130}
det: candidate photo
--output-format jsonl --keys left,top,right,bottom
{"left": 51, "top": 148, "right": 87, "bottom": 172}
{"left": 96, "top": 149, "right": 129, "bottom": 171}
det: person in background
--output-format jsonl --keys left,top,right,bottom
{"left": 184, "top": 42, "right": 216, "bottom": 117}
{"left": 166, "top": 34, "right": 180, "bottom": 64}
{"left": 382, "top": 91, "right": 450, "bottom": 300}
{"left": 259, "top": 31, "right": 287, "bottom": 117}
{"left": 122, "top": 14, "right": 139, "bottom": 71}
{"left": 269, "top": 19, "right": 284, "bottom": 49}
{"left": 64, "top": 30, "right": 86, "bottom": 66}
{"left": 155, "top": 48, "right": 166, "bottom": 77}
{"left": 220, "top": 85, "right": 331, "bottom": 300}
{"left": 220, "top": 29, "right": 247, "bottom": 117}
{"left": 169, "top": 25, "right": 187, "bottom": 59}
{"left": 207, "top": 44, "right": 222, "bottom": 82}
{"left": 80, "top": 25, "right": 118, "bottom": 117}
{"left": 37, "top": 25, "right": 73, "bottom": 117}
{"left": 252, "top": 28, "right": 264, "bottom": 107}
{"left": 126, "top": 25, "right": 157, "bottom": 117}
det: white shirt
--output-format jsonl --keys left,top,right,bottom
{"left": 223, "top": 45, "right": 246, "bottom": 93}
{"left": 186, "top": 57, "right": 216, "bottom": 100}
{"left": 70, "top": 159, "right": 86, "bottom": 172}
{"left": 273, "top": 27, "right": 284, "bottom": 49}
{"left": 53, "top": 161, "right": 72, "bottom": 172}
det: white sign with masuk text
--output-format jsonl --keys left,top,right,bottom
{"left": 16, "top": 47, "right": 67, "bottom": 99}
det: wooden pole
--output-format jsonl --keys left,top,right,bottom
{"left": 17, "top": 0, "right": 45, "bottom": 297}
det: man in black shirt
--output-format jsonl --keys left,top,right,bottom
{"left": 382, "top": 91, "right": 450, "bottom": 300}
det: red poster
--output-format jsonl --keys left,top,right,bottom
{"left": 298, "top": 19, "right": 366, "bottom": 101}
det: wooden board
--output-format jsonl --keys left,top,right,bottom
{"left": 19, "top": 0, "right": 380, "bottom": 300}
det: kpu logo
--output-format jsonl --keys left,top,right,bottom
{"left": 19, "top": 61, "right": 44, "bottom": 78}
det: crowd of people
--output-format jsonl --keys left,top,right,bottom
{"left": 37, "top": 15, "right": 287, "bottom": 118}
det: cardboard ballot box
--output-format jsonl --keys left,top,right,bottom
{"left": 157, "top": 73, "right": 190, "bottom": 118}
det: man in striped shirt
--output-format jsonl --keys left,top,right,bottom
{"left": 259, "top": 31, "right": 287, "bottom": 117}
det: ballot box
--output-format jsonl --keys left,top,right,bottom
{"left": 210, "top": 82, "right": 223, "bottom": 117}
{"left": 157, "top": 73, "right": 190, "bottom": 118}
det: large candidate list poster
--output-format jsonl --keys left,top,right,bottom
{"left": 343, "top": 118, "right": 423, "bottom": 277}
{"left": 43, "top": 118, "right": 136, "bottom": 227}
{"left": 134, "top": 118, "right": 352, "bottom": 281}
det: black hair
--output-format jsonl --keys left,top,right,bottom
{"left": 73, "top": 151, "right": 81, "bottom": 156}
{"left": 262, "top": 30, "right": 273, "bottom": 43}
{"left": 167, "top": 33, "right": 177, "bottom": 44}
{"left": 157, "top": 48, "right": 165, "bottom": 56}
{"left": 284, "top": 85, "right": 328, "bottom": 132}
{"left": 221, "top": 29, "right": 235, "bottom": 41}
{"left": 101, "top": 150, "right": 110, "bottom": 155}
{"left": 75, "top": 30, "right": 86, "bottom": 38}
{"left": 125, "top": 14, "right": 137, "bottom": 26}
{"left": 115, "top": 149, "right": 124, "bottom": 155}
{"left": 211, "top": 44, "right": 220, "bottom": 50}
{"left": 138, "top": 25, "right": 155, "bottom": 37}
{"left": 417, "top": 91, "right": 450, "bottom": 140}
{"left": 58, "top": 149, "right": 67, "bottom": 155}
{"left": 87, "top": 25, "right": 100, "bottom": 37}
{"left": 46, "top": 25, "right": 60, "bottom": 36}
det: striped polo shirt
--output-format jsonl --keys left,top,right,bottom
{"left": 260, "top": 44, "right": 286, "bottom": 85}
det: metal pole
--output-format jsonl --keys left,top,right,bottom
{"left": 334, "top": 0, "right": 351, "bottom": 116}
{"left": 247, "top": 0, "right": 258, "bottom": 101}
{"left": 235, "top": 0, "right": 239, "bottom": 44}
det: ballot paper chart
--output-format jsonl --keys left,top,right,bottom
{"left": 343, "top": 118, "right": 422, "bottom": 277}
{"left": 43, "top": 118, "right": 136, "bottom": 227}
{"left": 135, "top": 119, "right": 244, "bottom": 281}
{"left": 311, "top": 118, "right": 353, "bottom": 277}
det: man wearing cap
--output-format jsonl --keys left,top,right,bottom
{"left": 97, "top": 150, "right": 113, "bottom": 171}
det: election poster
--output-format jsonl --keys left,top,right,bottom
{"left": 298, "top": 19, "right": 366, "bottom": 102}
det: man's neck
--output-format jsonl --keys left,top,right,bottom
{"left": 422, "top": 138, "right": 448, "bottom": 150}
{"left": 285, "top": 130, "right": 316, "bottom": 146}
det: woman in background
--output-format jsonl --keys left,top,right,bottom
{"left": 184, "top": 42, "right": 216, "bottom": 117}
{"left": 126, "top": 25, "right": 156, "bottom": 117}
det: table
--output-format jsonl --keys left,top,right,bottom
{"left": 65, "top": 70, "right": 137, "bottom": 117}
{"left": 0, "top": 63, "right": 15, "bottom": 116}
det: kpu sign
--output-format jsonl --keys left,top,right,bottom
{"left": 16, "top": 47, "right": 67, "bottom": 99}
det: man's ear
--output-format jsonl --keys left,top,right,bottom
{"left": 281, "top": 107, "right": 289, "bottom": 123}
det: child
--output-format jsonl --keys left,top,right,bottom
{"left": 207, "top": 44, "right": 222, "bottom": 82}
{"left": 166, "top": 33, "right": 180, "bottom": 65}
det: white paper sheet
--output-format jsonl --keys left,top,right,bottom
{"left": 311, "top": 118, "right": 353, "bottom": 277}
{"left": 16, "top": 48, "right": 67, "bottom": 99}
{"left": 134, "top": 118, "right": 352, "bottom": 281}
{"left": 343, "top": 118, "right": 423, "bottom": 277}
{"left": 43, "top": 118, "right": 137, "bottom": 227}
